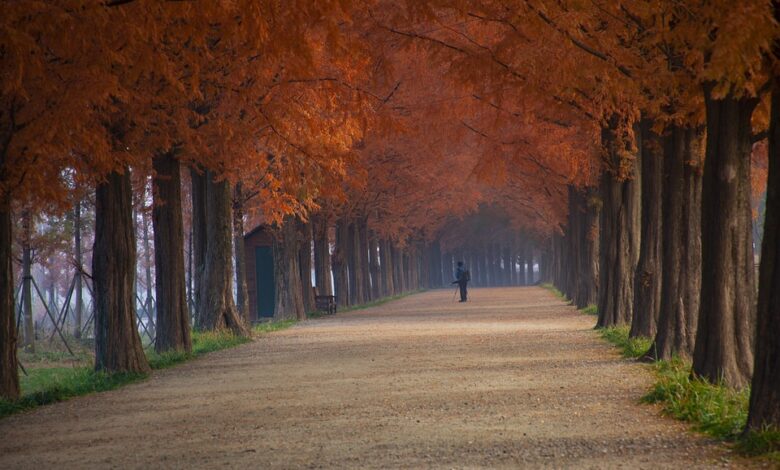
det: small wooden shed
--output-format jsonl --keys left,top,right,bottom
{"left": 244, "top": 225, "right": 275, "bottom": 321}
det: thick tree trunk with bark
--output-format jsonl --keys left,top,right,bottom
{"left": 190, "top": 168, "right": 207, "bottom": 321}
{"left": 692, "top": 89, "right": 757, "bottom": 388}
{"left": 141, "top": 190, "right": 154, "bottom": 330}
{"left": 21, "top": 211, "right": 33, "bottom": 352}
{"left": 574, "top": 188, "right": 600, "bottom": 308}
{"left": 394, "top": 244, "right": 406, "bottom": 293}
{"left": 597, "top": 125, "right": 641, "bottom": 328}
{"left": 333, "top": 219, "right": 350, "bottom": 307}
{"left": 380, "top": 239, "right": 394, "bottom": 297}
{"left": 233, "top": 183, "right": 250, "bottom": 322}
{"left": 358, "top": 219, "right": 372, "bottom": 301}
{"left": 347, "top": 222, "right": 359, "bottom": 305}
{"left": 648, "top": 126, "right": 702, "bottom": 361}
{"left": 93, "top": 170, "right": 150, "bottom": 374}
{"left": 298, "top": 220, "right": 315, "bottom": 313}
{"left": 0, "top": 195, "right": 18, "bottom": 400}
{"left": 747, "top": 80, "right": 780, "bottom": 430}
{"left": 369, "top": 235, "right": 381, "bottom": 299}
{"left": 152, "top": 153, "right": 192, "bottom": 353}
{"left": 313, "top": 215, "right": 332, "bottom": 296}
{"left": 631, "top": 120, "right": 664, "bottom": 339}
{"left": 74, "top": 201, "right": 84, "bottom": 339}
{"left": 274, "top": 218, "right": 306, "bottom": 321}
{"left": 195, "top": 171, "right": 248, "bottom": 335}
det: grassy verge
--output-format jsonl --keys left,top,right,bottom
{"left": 253, "top": 319, "right": 297, "bottom": 334}
{"left": 540, "top": 283, "right": 567, "bottom": 301}
{"left": 339, "top": 289, "right": 425, "bottom": 313}
{"left": 598, "top": 326, "right": 653, "bottom": 359}
{"left": 1, "top": 329, "right": 252, "bottom": 419}
{"left": 146, "top": 329, "right": 251, "bottom": 369}
{"left": 1, "top": 291, "right": 418, "bottom": 420}
{"left": 581, "top": 304, "right": 598, "bottom": 316}
{"left": 596, "top": 322, "right": 780, "bottom": 463}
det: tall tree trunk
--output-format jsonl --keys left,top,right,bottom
{"left": 648, "top": 126, "right": 702, "bottom": 360}
{"left": 565, "top": 187, "right": 581, "bottom": 300}
{"left": 631, "top": 120, "right": 664, "bottom": 339}
{"left": 233, "top": 183, "right": 250, "bottom": 322}
{"left": 347, "top": 222, "right": 359, "bottom": 305}
{"left": 380, "top": 239, "right": 394, "bottom": 297}
{"left": 313, "top": 214, "right": 332, "bottom": 296}
{"left": 597, "top": 124, "right": 641, "bottom": 328}
{"left": 747, "top": 78, "right": 780, "bottom": 430}
{"left": 575, "top": 188, "right": 600, "bottom": 308}
{"left": 333, "top": 218, "right": 350, "bottom": 307}
{"left": 93, "top": 170, "right": 150, "bottom": 373}
{"left": 298, "top": 220, "right": 315, "bottom": 313}
{"left": 190, "top": 168, "right": 206, "bottom": 321}
{"left": 526, "top": 246, "right": 534, "bottom": 285}
{"left": 74, "top": 200, "right": 84, "bottom": 339}
{"left": 358, "top": 218, "right": 372, "bottom": 301}
{"left": 692, "top": 88, "right": 757, "bottom": 388}
{"left": 21, "top": 211, "right": 33, "bottom": 352}
{"left": 152, "top": 152, "right": 192, "bottom": 353}
{"left": 369, "top": 234, "right": 381, "bottom": 299}
{"left": 0, "top": 194, "right": 18, "bottom": 400}
{"left": 394, "top": 244, "right": 406, "bottom": 293}
{"left": 196, "top": 171, "right": 247, "bottom": 335}
{"left": 141, "top": 186, "right": 154, "bottom": 331}
{"left": 274, "top": 218, "right": 306, "bottom": 321}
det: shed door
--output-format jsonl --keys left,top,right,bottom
{"left": 255, "top": 246, "right": 275, "bottom": 318}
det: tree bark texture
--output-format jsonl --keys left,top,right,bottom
{"left": 74, "top": 200, "right": 84, "bottom": 338}
{"left": 747, "top": 80, "right": 780, "bottom": 429}
{"left": 152, "top": 153, "right": 192, "bottom": 353}
{"left": 631, "top": 120, "right": 664, "bottom": 339}
{"left": 195, "top": 171, "right": 248, "bottom": 335}
{"left": 298, "top": 220, "right": 315, "bottom": 313}
{"left": 347, "top": 222, "right": 359, "bottom": 305}
{"left": 93, "top": 170, "right": 150, "bottom": 374}
{"left": 233, "top": 183, "right": 250, "bottom": 322}
{"left": 574, "top": 188, "right": 600, "bottom": 308}
{"left": 21, "top": 211, "right": 33, "bottom": 352}
{"left": 649, "top": 126, "right": 702, "bottom": 361}
{"left": 190, "top": 167, "right": 206, "bottom": 321}
{"left": 0, "top": 196, "right": 19, "bottom": 400}
{"left": 369, "top": 235, "right": 381, "bottom": 299}
{"left": 313, "top": 215, "right": 332, "bottom": 296}
{"left": 274, "top": 218, "right": 306, "bottom": 321}
{"left": 380, "top": 239, "right": 394, "bottom": 297}
{"left": 597, "top": 124, "right": 641, "bottom": 328}
{"left": 692, "top": 89, "right": 757, "bottom": 388}
{"left": 358, "top": 219, "right": 372, "bottom": 301}
{"left": 333, "top": 219, "right": 350, "bottom": 307}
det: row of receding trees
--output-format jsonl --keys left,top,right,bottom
{"left": 368, "top": 0, "right": 780, "bottom": 434}
{"left": 1, "top": 1, "right": 565, "bottom": 403}
{"left": 0, "top": 1, "right": 387, "bottom": 400}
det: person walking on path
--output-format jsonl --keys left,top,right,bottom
{"left": 453, "top": 261, "right": 470, "bottom": 302}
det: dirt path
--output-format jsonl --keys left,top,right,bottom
{"left": 0, "top": 287, "right": 754, "bottom": 469}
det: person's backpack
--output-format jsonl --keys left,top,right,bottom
{"left": 463, "top": 269, "right": 471, "bottom": 282}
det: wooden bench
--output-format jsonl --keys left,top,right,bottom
{"left": 314, "top": 295, "right": 337, "bottom": 315}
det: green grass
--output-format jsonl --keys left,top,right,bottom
{"left": 642, "top": 359, "right": 749, "bottom": 440}
{"left": 147, "top": 329, "right": 252, "bottom": 369}
{"left": 598, "top": 325, "right": 653, "bottom": 359}
{"left": 339, "top": 289, "right": 425, "bottom": 313}
{"left": 253, "top": 319, "right": 297, "bottom": 334}
{"left": 594, "top": 325, "right": 779, "bottom": 463}
{"left": 0, "top": 368, "right": 145, "bottom": 418}
{"left": 540, "top": 283, "right": 567, "bottom": 301}
{"left": 738, "top": 428, "right": 780, "bottom": 462}
{"left": 2, "top": 329, "right": 253, "bottom": 419}
{"left": 582, "top": 304, "right": 598, "bottom": 316}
